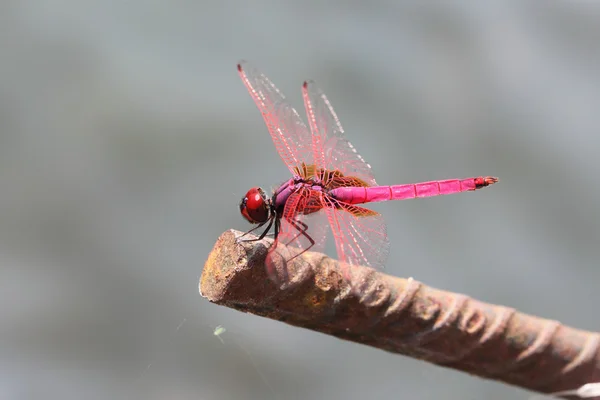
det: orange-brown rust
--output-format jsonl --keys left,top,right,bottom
{"left": 201, "top": 230, "right": 600, "bottom": 398}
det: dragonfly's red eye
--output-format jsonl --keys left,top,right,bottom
{"left": 240, "top": 187, "right": 269, "bottom": 224}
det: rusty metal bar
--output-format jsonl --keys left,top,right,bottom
{"left": 200, "top": 230, "right": 600, "bottom": 398}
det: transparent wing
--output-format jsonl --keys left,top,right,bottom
{"left": 302, "top": 80, "right": 378, "bottom": 187}
{"left": 238, "top": 61, "right": 314, "bottom": 175}
{"left": 265, "top": 189, "right": 329, "bottom": 288}
{"left": 322, "top": 197, "right": 390, "bottom": 283}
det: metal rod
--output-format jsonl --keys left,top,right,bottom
{"left": 200, "top": 230, "right": 600, "bottom": 397}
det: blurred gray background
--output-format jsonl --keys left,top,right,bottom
{"left": 1, "top": 1, "right": 599, "bottom": 399}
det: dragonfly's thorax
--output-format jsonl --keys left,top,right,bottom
{"left": 272, "top": 176, "right": 326, "bottom": 214}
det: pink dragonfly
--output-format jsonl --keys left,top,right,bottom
{"left": 237, "top": 61, "right": 497, "bottom": 288}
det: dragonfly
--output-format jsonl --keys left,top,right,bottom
{"left": 236, "top": 61, "right": 497, "bottom": 288}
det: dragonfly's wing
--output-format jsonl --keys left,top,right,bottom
{"left": 322, "top": 197, "right": 390, "bottom": 284}
{"left": 238, "top": 61, "right": 314, "bottom": 175}
{"left": 302, "top": 80, "right": 378, "bottom": 187}
{"left": 265, "top": 189, "right": 328, "bottom": 288}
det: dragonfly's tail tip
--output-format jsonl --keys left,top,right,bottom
{"left": 475, "top": 176, "right": 499, "bottom": 189}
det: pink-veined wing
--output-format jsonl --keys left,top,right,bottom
{"left": 322, "top": 197, "right": 390, "bottom": 283}
{"left": 302, "top": 79, "right": 389, "bottom": 281}
{"left": 302, "top": 80, "right": 378, "bottom": 187}
{"left": 265, "top": 189, "right": 329, "bottom": 288}
{"left": 238, "top": 61, "right": 314, "bottom": 176}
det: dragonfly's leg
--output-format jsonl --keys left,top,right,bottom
{"left": 285, "top": 219, "right": 315, "bottom": 262}
{"left": 237, "top": 222, "right": 266, "bottom": 239}
{"left": 237, "top": 217, "right": 274, "bottom": 243}
{"left": 273, "top": 216, "right": 280, "bottom": 240}
{"left": 282, "top": 220, "right": 309, "bottom": 246}
{"left": 255, "top": 217, "right": 275, "bottom": 240}
{"left": 265, "top": 218, "right": 281, "bottom": 254}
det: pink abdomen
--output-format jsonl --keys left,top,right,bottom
{"left": 330, "top": 176, "right": 498, "bottom": 205}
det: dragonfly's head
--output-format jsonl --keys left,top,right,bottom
{"left": 240, "top": 187, "right": 270, "bottom": 224}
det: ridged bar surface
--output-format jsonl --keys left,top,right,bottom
{"left": 201, "top": 230, "right": 600, "bottom": 398}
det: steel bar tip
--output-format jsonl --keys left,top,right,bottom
{"left": 200, "top": 230, "right": 600, "bottom": 398}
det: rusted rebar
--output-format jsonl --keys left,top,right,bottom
{"left": 200, "top": 230, "right": 600, "bottom": 398}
